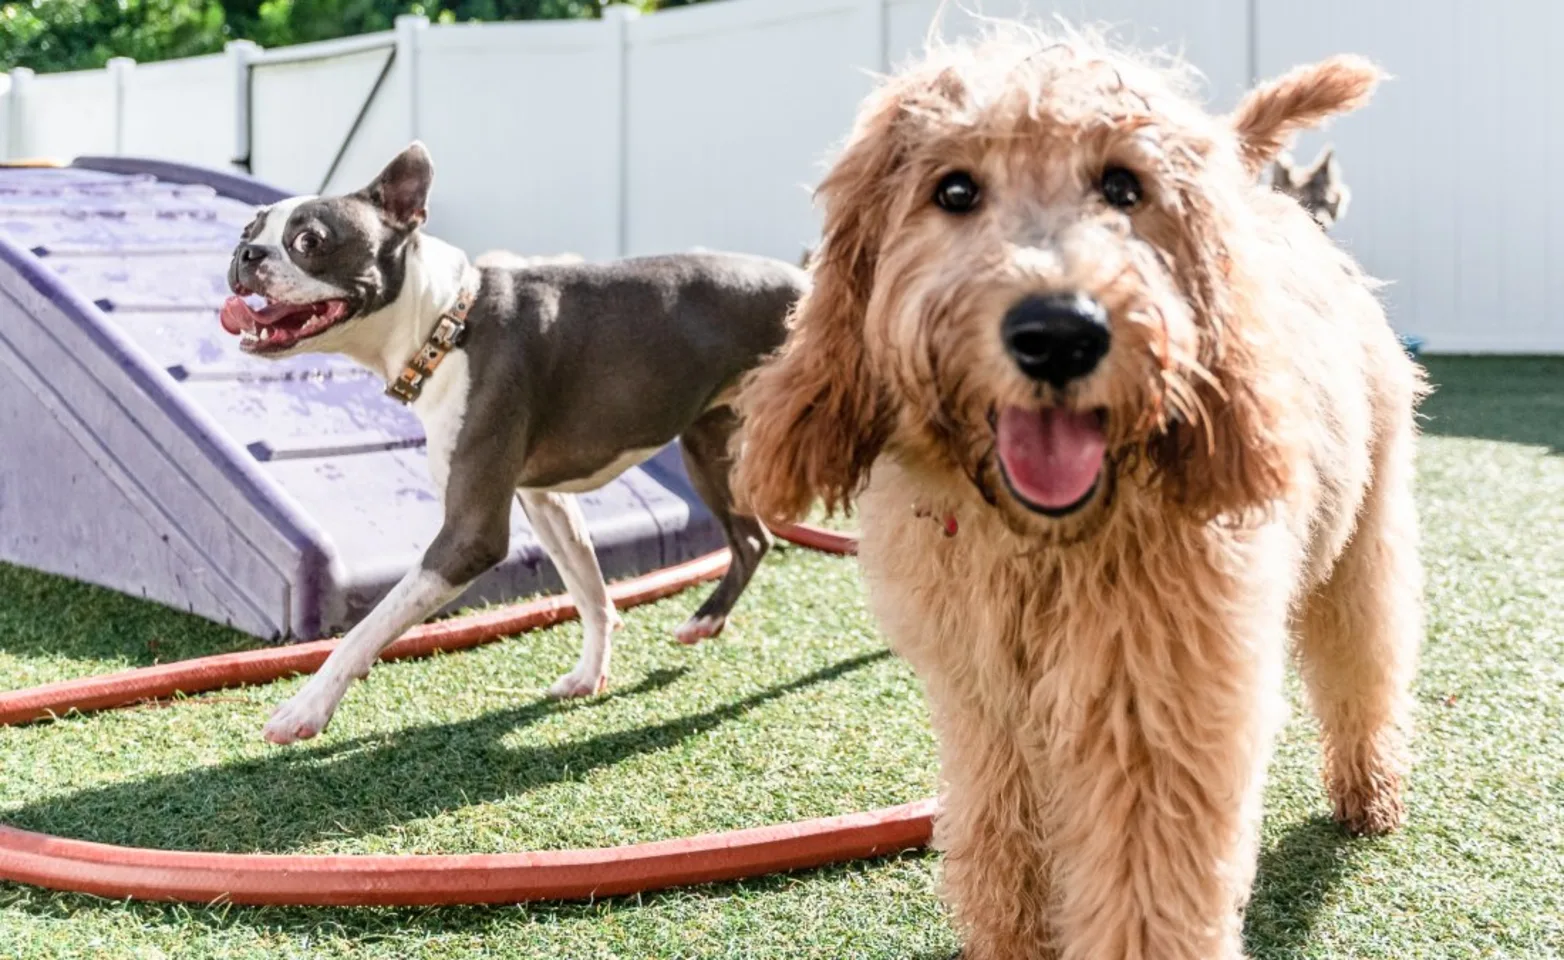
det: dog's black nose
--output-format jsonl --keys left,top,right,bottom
{"left": 1001, "top": 292, "right": 1111, "bottom": 388}
{"left": 238, "top": 243, "right": 269, "bottom": 263}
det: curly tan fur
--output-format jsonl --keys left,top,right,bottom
{"left": 735, "top": 25, "right": 1423, "bottom": 960}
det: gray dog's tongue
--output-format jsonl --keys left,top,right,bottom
{"left": 219, "top": 296, "right": 260, "bottom": 335}
{"left": 996, "top": 406, "right": 1106, "bottom": 510}
{"left": 219, "top": 296, "right": 347, "bottom": 337}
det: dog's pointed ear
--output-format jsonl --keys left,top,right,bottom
{"left": 1304, "top": 146, "right": 1339, "bottom": 191}
{"left": 1230, "top": 56, "right": 1382, "bottom": 174}
{"left": 732, "top": 78, "right": 928, "bottom": 523}
{"left": 1269, "top": 152, "right": 1299, "bottom": 189}
{"left": 363, "top": 142, "right": 433, "bottom": 230}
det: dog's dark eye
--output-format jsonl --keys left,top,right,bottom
{"left": 291, "top": 231, "right": 322, "bottom": 255}
{"left": 1099, "top": 167, "right": 1143, "bottom": 210}
{"left": 934, "top": 172, "right": 981, "bottom": 214}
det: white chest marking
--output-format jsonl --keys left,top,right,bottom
{"left": 540, "top": 446, "right": 662, "bottom": 494}
{"left": 409, "top": 349, "right": 471, "bottom": 502}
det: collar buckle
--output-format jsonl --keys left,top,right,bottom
{"left": 386, "top": 268, "right": 478, "bottom": 405}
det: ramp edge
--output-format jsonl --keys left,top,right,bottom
{"left": 71, "top": 156, "right": 290, "bottom": 206}
{"left": 0, "top": 226, "right": 335, "bottom": 637}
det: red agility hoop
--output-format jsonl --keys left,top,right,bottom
{"left": 0, "top": 800, "right": 934, "bottom": 907}
{"left": 0, "top": 523, "right": 942, "bottom": 908}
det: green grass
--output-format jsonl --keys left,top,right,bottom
{"left": 2, "top": 355, "right": 1562, "bottom": 958}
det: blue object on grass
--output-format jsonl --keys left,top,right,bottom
{"left": 0, "top": 159, "right": 723, "bottom": 640}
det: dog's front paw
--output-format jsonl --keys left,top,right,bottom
{"left": 548, "top": 667, "right": 609, "bottom": 699}
{"left": 674, "top": 614, "right": 726, "bottom": 645}
{"left": 1331, "top": 777, "right": 1406, "bottom": 836}
{"left": 263, "top": 684, "right": 341, "bottom": 745}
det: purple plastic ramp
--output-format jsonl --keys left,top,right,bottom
{"left": 0, "top": 159, "right": 723, "bottom": 640}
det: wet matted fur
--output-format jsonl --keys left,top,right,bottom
{"left": 734, "top": 25, "right": 1425, "bottom": 960}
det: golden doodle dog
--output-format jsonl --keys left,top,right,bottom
{"left": 734, "top": 25, "right": 1425, "bottom": 960}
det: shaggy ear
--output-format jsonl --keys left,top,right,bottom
{"left": 1153, "top": 341, "right": 1296, "bottom": 521}
{"left": 1231, "top": 56, "right": 1382, "bottom": 174}
{"left": 731, "top": 85, "right": 916, "bottom": 523}
{"left": 1150, "top": 195, "right": 1299, "bottom": 520}
{"left": 362, "top": 141, "right": 433, "bottom": 230}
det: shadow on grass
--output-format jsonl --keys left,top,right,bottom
{"left": 0, "top": 558, "right": 566, "bottom": 678}
{"left": 0, "top": 561, "right": 258, "bottom": 674}
{"left": 5, "top": 651, "right": 890, "bottom": 856}
{"left": 1417, "top": 356, "right": 1564, "bottom": 454}
{"left": 1244, "top": 815, "right": 1361, "bottom": 958}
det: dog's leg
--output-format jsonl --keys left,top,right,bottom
{"left": 857, "top": 516, "right": 1059, "bottom": 958}
{"left": 674, "top": 406, "right": 771, "bottom": 644}
{"left": 517, "top": 489, "right": 622, "bottom": 698}
{"left": 1297, "top": 413, "right": 1421, "bottom": 836}
{"left": 1035, "top": 541, "right": 1292, "bottom": 960}
{"left": 929, "top": 695, "right": 1058, "bottom": 960}
{"left": 263, "top": 473, "right": 513, "bottom": 745}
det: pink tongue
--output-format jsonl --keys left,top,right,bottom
{"left": 996, "top": 407, "right": 1106, "bottom": 510}
{"left": 219, "top": 296, "right": 259, "bottom": 335}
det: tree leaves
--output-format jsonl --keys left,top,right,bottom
{"left": 0, "top": 0, "right": 703, "bottom": 74}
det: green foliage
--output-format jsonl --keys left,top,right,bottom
{"left": 227, "top": 1, "right": 626, "bottom": 49}
{"left": 0, "top": 0, "right": 228, "bottom": 73}
{"left": 0, "top": 0, "right": 704, "bottom": 73}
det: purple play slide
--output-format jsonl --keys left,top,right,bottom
{"left": 0, "top": 159, "right": 723, "bottom": 640}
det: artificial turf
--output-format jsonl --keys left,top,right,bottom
{"left": 1, "top": 355, "right": 1561, "bottom": 958}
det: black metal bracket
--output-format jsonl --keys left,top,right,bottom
{"left": 317, "top": 48, "right": 398, "bottom": 195}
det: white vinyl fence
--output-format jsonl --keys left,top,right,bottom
{"left": 121, "top": 53, "right": 234, "bottom": 169}
{"left": 3, "top": 0, "right": 1560, "bottom": 353}
{"left": 9, "top": 64, "right": 120, "bottom": 161}
{"left": 247, "top": 33, "right": 406, "bottom": 197}
{"left": 419, "top": 17, "right": 627, "bottom": 260}
{"left": 1254, "top": 0, "right": 1564, "bottom": 354}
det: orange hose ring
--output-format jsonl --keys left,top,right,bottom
{"left": 0, "top": 525, "right": 857, "bottom": 725}
{"left": 1, "top": 550, "right": 727, "bottom": 726}
{"left": 768, "top": 520, "right": 859, "bottom": 555}
{"left": 0, "top": 520, "right": 936, "bottom": 908}
{"left": 0, "top": 800, "right": 935, "bottom": 907}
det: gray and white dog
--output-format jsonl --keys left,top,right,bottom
{"left": 222, "top": 143, "right": 803, "bottom": 744}
{"left": 1271, "top": 145, "right": 1351, "bottom": 229}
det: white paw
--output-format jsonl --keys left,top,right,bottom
{"left": 548, "top": 667, "right": 609, "bottom": 699}
{"left": 262, "top": 684, "right": 341, "bottom": 745}
{"left": 674, "top": 614, "right": 726, "bottom": 646}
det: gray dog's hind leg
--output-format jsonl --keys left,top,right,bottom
{"left": 674, "top": 406, "right": 772, "bottom": 644}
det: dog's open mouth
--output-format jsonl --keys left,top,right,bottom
{"left": 995, "top": 406, "right": 1107, "bottom": 517}
{"left": 220, "top": 291, "right": 353, "bottom": 355}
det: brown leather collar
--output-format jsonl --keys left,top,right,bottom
{"left": 385, "top": 268, "right": 479, "bottom": 405}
